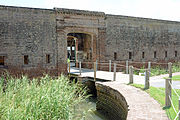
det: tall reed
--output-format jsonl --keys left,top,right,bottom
{"left": 0, "top": 74, "right": 88, "bottom": 120}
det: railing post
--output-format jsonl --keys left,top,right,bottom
{"left": 113, "top": 63, "right": 116, "bottom": 81}
{"left": 109, "top": 60, "right": 111, "bottom": 72}
{"left": 179, "top": 97, "right": 180, "bottom": 120}
{"left": 145, "top": 69, "right": 150, "bottom": 89}
{"left": 148, "top": 61, "right": 151, "bottom": 77}
{"left": 94, "top": 62, "right": 96, "bottom": 81}
{"left": 129, "top": 66, "right": 133, "bottom": 84}
{"left": 79, "top": 61, "right": 81, "bottom": 75}
{"left": 168, "top": 62, "right": 172, "bottom": 78}
{"left": 165, "top": 78, "right": 172, "bottom": 107}
{"left": 96, "top": 60, "right": 98, "bottom": 71}
{"left": 126, "top": 60, "right": 129, "bottom": 74}
{"left": 68, "top": 62, "right": 70, "bottom": 73}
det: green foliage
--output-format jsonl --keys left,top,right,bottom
{"left": 0, "top": 74, "right": 88, "bottom": 120}
{"left": 134, "top": 66, "right": 146, "bottom": 76}
{"left": 172, "top": 64, "right": 180, "bottom": 73}
{"left": 150, "top": 66, "right": 168, "bottom": 76}
{"left": 134, "top": 64, "right": 180, "bottom": 76}
{"left": 172, "top": 75, "right": 180, "bottom": 81}
{"left": 131, "top": 84, "right": 180, "bottom": 120}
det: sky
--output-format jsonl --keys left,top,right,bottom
{"left": 0, "top": 0, "right": 180, "bottom": 22}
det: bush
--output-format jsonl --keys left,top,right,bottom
{"left": 0, "top": 74, "right": 88, "bottom": 120}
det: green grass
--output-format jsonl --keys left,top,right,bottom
{"left": 131, "top": 84, "right": 180, "bottom": 120}
{"left": 0, "top": 74, "right": 89, "bottom": 120}
{"left": 134, "top": 64, "right": 180, "bottom": 76}
{"left": 172, "top": 75, "right": 180, "bottom": 81}
{"left": 164, "top": 75, "right": 180, "bottom": 81}
{"left": 150, "top": 67, "right": 168, "bottom": 76}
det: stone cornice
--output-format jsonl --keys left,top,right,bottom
{"left": 54, "top": 8, "right": 105, "bottom": 17}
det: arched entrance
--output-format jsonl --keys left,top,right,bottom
{"left": 67, "top": 33, "right": 92, "bottom": 66}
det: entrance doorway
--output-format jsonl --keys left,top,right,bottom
{"left": 67, "top": 33, "right": 92, "bottom": 66}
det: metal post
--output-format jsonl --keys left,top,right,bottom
{"left": 145, "top": 69, "right": 150, "bottom": 89}
{"left": 94, "top": 62, "right": 96, "bottom": 81}
{"left": 113, "top": 63, "right": 116, "bottom": 81}
{"left": 148, "top": 61, "right": 151, "bottom": 77}
{"left": 129, "top": 66, "right": 133, "bottom": 84}
{"left": 79, "top": 61, "right": 81, "bottom": 75}
{"left": 165, "top": 78, "right": 172, "bottom": 107}
{"left": 168, "top": 62, "right": 172, "bottom": 78}
{"left": 126, "top": 60, "right": 129, "bottom": 74}
{"left": 109, "top": 60, "right": 111, "bottom": 72}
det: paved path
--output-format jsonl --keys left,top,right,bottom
{"left": 99, "top": 82, "right": 169, "bottom": 120}
{"left": 70, "top": 67, "right": 172, "bottom": 119}
{"left": 70, "top": 67, "right": 180, "bottom": 89}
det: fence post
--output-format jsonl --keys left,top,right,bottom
{"left": 165, "top": 78, "right": 172, "bottom": 107}
{"left": 129, "top": 66, "right": 133, "bottom": 84}
{"left": 179, "top": 97, "right": 180, "bottom": 120}
{"left": 68, "top": 62, "right": 70, "bottom": 73}
{"left": 109, "top": 60, "right": 111, "bottom": 72}
{"left": 126, "top": 60, "right": 129, "bottom": 74}
{"left": 79, "top": 61, "right": 81, "bottom": 75}
{"left": 94, "top": 62, "right": 96, "bottom": 81}
{"left": 148, "top": 61, "right": 151, "bottom": 77}
{"left": 145, "top": 69, "right": 150, "bottom": 89}
{"left": 113, "top": 63, "right": 116, "bottom": 81}
{"left": 96, "top": 60, "right": 98, "bottom": 71}
{"left": 168, "top": 62, "right": 172, "bottom": 78}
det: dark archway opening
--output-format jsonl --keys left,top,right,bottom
{"left": 67, "top": 33, "right": 92, "bottom": 66}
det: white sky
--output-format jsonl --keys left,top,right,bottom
{"left": 1, "top": 0, "right": 180, "bottom": 21}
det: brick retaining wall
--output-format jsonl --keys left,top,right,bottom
{"left": 96, "top": 82, "right": 128, "bottom": 120}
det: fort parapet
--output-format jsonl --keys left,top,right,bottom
{"left": 0, "top": 5, "right": 180, "bottom": 76}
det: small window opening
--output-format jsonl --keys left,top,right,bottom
{"left": 175, "top": 51, "right": 177, "bottom": 57}
{"left": 46, "top": 54, "right": 50, "bottom": 64}
{"left": 165, "top": 51, "right": 167, "bottom": 58}
{"left": 24, "top": 55, "right": 29, "bottom": 65}
{"left": 142, "top": 52, "right": 145, "bottom": 59}
{"left": 154, "top": 51, "right": 156, "bottom": 58}
{"left": 129, "top": 52, "right": 132, "bottom": 59}
{"left": 0, "top": 56, "right": 5, "bottom": 65}
{"left": 114, "top": 52, "right": 117, "bottom": 60}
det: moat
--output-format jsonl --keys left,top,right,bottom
{"left": 77, "top": 97, "right": 108, "bottom": 120}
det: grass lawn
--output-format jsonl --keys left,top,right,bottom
{"left": 134, "top": 64, "right": 180, "bottom": 76}
{"left": 164, "top": 75, "right": 180, "bottom": 81}
{"left": 131, "top": 84, "right": 180, "bottom": 120}
{"left": 172, "top": 75, "right": 180, "bottom": 81}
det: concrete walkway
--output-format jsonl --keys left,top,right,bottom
{"left": 99, "top": 82, "right": 169, "bottom": 120}
{"left": 70, "top": 67, "right": 180, "bottom": 89}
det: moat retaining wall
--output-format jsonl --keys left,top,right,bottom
{"left": 96, "top": 82, "right": 128, "bottom": 120}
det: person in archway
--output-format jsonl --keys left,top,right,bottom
{"left": 67, "top": 51, "right": 71, "bottom": 60}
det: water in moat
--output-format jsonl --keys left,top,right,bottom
{"left": 74, "top": 97, "right": 108, "bottom": 120}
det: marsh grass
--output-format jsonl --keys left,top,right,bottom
{"left": 0, "top": 74, "right": 89, "bottom": 120}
